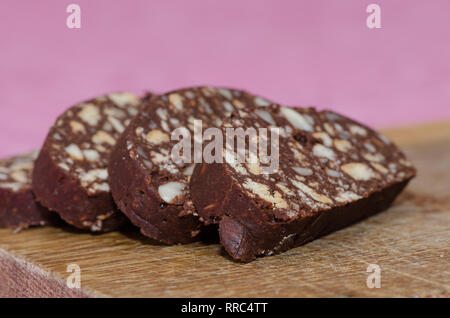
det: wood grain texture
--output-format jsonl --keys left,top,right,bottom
{"left": 0, "top": 121, "right": 449, "bottom": 298}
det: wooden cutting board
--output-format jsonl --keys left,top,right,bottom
{"left": 0, "top": 121, "right": 449, "bottom": 298}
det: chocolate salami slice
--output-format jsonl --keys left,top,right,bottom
{"left": 109, "top": 87, "right": 276, "bottom": 244}
{"left": 32, "top": 92, "right": 142, "bottom": 232}
{"left": 190, "top": 105, "right": 416, "bottom": 261}
{"left": 0, "top": 151, "right": 51, "bottom": 231}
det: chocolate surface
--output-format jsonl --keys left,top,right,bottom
{"left": 109, "top": 87, "right": 276, "bottom": 243}
{"left": 190, "top": 105, "right": 416, "bottom": 261}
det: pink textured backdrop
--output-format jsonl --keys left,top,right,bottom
{"left": 1, "top": 0, "right": 449, "bottom": 158}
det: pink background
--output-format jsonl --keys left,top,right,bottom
{"left": 1, "top": 0, "right": 449, "bottom": 158}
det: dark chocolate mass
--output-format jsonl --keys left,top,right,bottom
{"left": 190, "top": 105, "right": 416, "bottom": 261}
